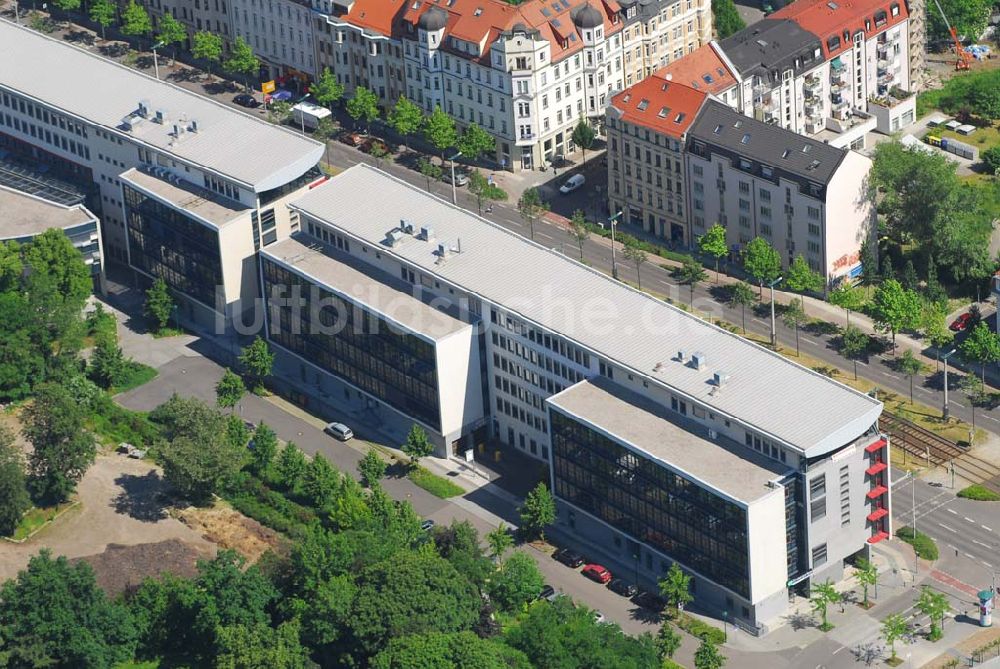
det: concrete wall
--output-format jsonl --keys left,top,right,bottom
{"left": 435, "top": 324, "right": 485, "bottom": 453}
{"left": 747, "top": 488, "right": 789, "bottom": 605}
{"left": 823, "top": 150, "right": 874, "bottom": 282}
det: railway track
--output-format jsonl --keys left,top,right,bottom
{"left": 878, "top": 414, "right": 1000, "bottom": 493}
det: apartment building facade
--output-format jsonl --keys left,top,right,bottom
{"left": 142, "top": 0, "right": 236, "bottom": 52}
{"left": 258, "top": 162, "right": 887, "bottom": 631}
{"left": 0, "top": 20, "right": 325, "bottom": 329}
{"left": 231, "top": 0, "right": 320, "bottom": 81}
{"left": 311, "top": 0, "right": 710, "bottom": 170}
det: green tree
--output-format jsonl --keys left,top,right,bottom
{"left": 858, "top": 238, "right": 879, "bottom": 297}
{"left": 249, "top": 422, "right": 278, "bottom": 476}
{"left": 658, "top": 564, "right": 693, "bottom": 616}
{"left": 694, "top": 639, "right": 727, "bottom": 669}
{"left": 88, "top": 327, "right": 127, "bottom": 389}
{"left": 960, "top": 321, "right": 1000, "bottom": 383}
{"left": 267, "top": 99, "right": 293, "bottom": 125}
{"left": 121, "top": 0, "right": 152, "bottom": 41}
{"left": 468, "top": 169, "right": 508, "bottom": 215}
{"left": 368, "top": 140, "right": 390, "bottom": 169}
{"left": 488, "top": 551, "right": 544, "bottom": 612}
{"left": 302, "top": 452, "right": 339, "bottom": 508}
{"left": 711, "top": 0, "right": 745, "bottom": 38}
{"left": 623, "top": 237, "right": 649, "bottom": 289}
{"left": 156, "top": 12, "right": 186, "bottom": 61}
{"left": 961, "top": 373, "right": 985, "bottom": 431}
{"left": 568, "top": 209, "right": 590, "bottom": 260}
{"left": 674, "top": 255, "right": 707, "bottom": 305}
{"left": 313, "top": 116, "right": 336, "bottom": 168}
{"left": 312, "top": 67, "right": 345, "bottom": 111}
{"left": 922, "top": 303, "right": 954, "bottom": 370}
{"left": 698, "top": 223, "right": 728, "bottom": 281}
{"left": 0, "top": 550, "right": 137, "bottom": 666}
{"left": 401, "top": 424, "right": 434, "bottom": 466}
{"left": 144, "top": 277, "right": 174, "bottom": 332}
{"left": 517, "top": 186, "right": 549, "bottom": 240}
{"left": 901, "top": 258, "right": 919, "bottom": 291}
{"left": 23, "top": 383, "right": 96, "bottom": 504}
{"left": 871, "top": 279, "right": 921, "bottom": 352}
{"left": 840, "top": 325, "right": 869, "bottom": 380}
{"left": 970, "top": 75, "right": 1000, "bottom": 120}
{"left": 192, "top": 30, "right": 224, "bottom": 76}
{"left": 983, "top": 146, "right": 1000, "bottom": 174}
{"left": 52, "top": 0, "right": 81, "bottom": 11}
{"left": 458, "top": 123, "right": 495, "bottom": 161}
{"left": 743, "top": 237, "right": 782, "bottom": 297}
{"left": 896, "top": 349, "right": 923, "bottom": 404}
{"left": 216, "top": 620, "right": 308, "bottom": 669}
{"left": 418, "top": 157, "right": 443, "bottom": 192}
{"left": 782, "top": 298, "right": 807, "bottom": 357}
{"left": 855, "top": 558, "right": 878, "bottom": 608}
{"left": 0, "top": 426, "right": 30, "bottom": 537}
{"left": 357, "top": 448, "right": 387, "bottom": 488}
{"left": 928, "top": 0, "right": 992, "bottom": 45}
{"left": 276, "top": 441, "right": 307, "bottom": 492}
{"left": 881, "top": 613, "right": 909, "bottom": 662}
{"left": 382, "top": 95, "right": 421, "bottom": 149}
{"left": 810, "top": 579, "right": 840, "bottom": 631}
{"left": 925, "top": 255, "right": 947, "bottom": 306}
{"left": 226, "top": 415, "right": 251, "bottom": 451}
{"left": 89, "top": 0, "right": 115, "bottom": 39}
{"left": 656, "top": 622, "right": 682, "bottom": 659}
{"left": 424, "top": 105, "right": 458, "bottom": 160}
{"left": 571, "top": 118, "right": 596, "bottom": 163}
{"left": 916, "top": 586, "right": 950, "bottom": 641}
{"left": 519, "top": 481, "right": 556, "bottom": 540}
{"left": 239, "top": 336, "right": 274, "bottom": 393}
{"left": 346, "top": 86, "right": 379, "bottom": 131}
{"left": 728, "top": 281, "right": 756, "bottom": 333}
{"left": 785, "top": 254, "right": 824, "bottom": 310}
{"left": 224, "top": 36, "right": 259, "bottom": 91}
{"left": 373, "top": 631, "right": 530, "bottom": 669}
{"left": 486, "top": 524, "right": 514, "bottom": 565}
{"left": 161, "top": 432, "right": 245, "bottom": 505}
{"left": 828, "top": 283, "right": 865, "bottom": 325}
{"left": 215, "top": 368, "right": 246, "bottom": 412}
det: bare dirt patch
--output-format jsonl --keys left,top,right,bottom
{"left": 71, "top": 539, "right": 213, "bottom": 596}
{"left": 173, "top": 503, "right": 285, "bottom": 564}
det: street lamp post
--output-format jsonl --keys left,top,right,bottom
{"left": 151, "top": 40, "right": 165, "bottom": 81}
{"left": 449, "top": 151, "right": 462, "bottom": 205}
{"left": 769, "top": 276, "right": 783, "bottom": 348}
{"left": 942, "top": 348, "right": 957, "bottom": 421}
{"left": 722, "top": 610, "right": 729, "bottom": 642}
{"left": 609, "top": 210, "right": 622, "bottom": 280}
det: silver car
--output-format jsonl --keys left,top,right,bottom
{"left": 324, "top": 422, "right": 354, "bottom": 441}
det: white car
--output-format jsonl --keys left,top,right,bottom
{"left": 324, "top": 422, "right": 354, "bottom": 441}
{"left": 559, "top": 174, "right": 585, "bottom": 194}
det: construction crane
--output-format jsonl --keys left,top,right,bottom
{"left": 931, "top": 0, "right": 971, "bottom": 70}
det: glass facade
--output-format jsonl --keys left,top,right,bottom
{"left": 261, "top": 257, "right": 441, "bottom": 430}
{"left": 123, "top": 184, "right": 223, "bottom": 308}
{"left": 550, "top": 409, "right": 751, "bottom": 598}
{"left": 783, "top": 474, "right": 807, "bottom": 582}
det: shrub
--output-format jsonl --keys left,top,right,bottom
{"left": 675, "top": 612, "right": 726, "bottom": 645}
{"left": 408, "top": 466, "right": 464, "bottom": 498}
{"left": 222, "top": 471, "right": 316, "bottom": 540}
{"left": 895, "top": 526, "right": 939, "bottom": 560}
{"left": 957, "top": 484, "right": 1000, "bottom": 502}
{"left": 661, "top": 659, "right": 686, "bottom": 669}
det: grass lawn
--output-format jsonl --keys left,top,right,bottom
{"left": 957, "top": 484, "right": 1000, "bottom": 501}
{"left": 110, "top": 362, "right": 158, "bottom": 395}
{"left": 151, "top": 327, "right": 186, "bottom": 339}
{"left": 9, "top": 501, "right": 77, "bottom": 541}
{"left": 408, "top": 465, "right": 465, "bottom": 498}
{"left": 925, "top": 122, "right": 1000, "bottom": 152}
{"left": 896, "top": 525, "right": 939, "bottom": 560}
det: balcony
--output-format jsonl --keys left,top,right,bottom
{"left": 867, "top": 531, "right": 890, "bottom": 544}
{"left": 866, "top": 461, "right": 888, "bottom": 476}
{"left": 867, "top": 485, "right": 888, "bottom": 500}
{"left": 865, "top": 438, "right": 888, "bottom": 453}
{"left": 804, "top": 77, "right": 822, "bottom": 92}
{"left": 867, "top": 507, "right": 889, "bottom": 523}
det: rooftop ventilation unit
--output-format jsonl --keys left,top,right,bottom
{"left": 188, "top": 119, "right": 199, "bottom": 133}
{"left": 154, "top": 109, "right": 167, "bottom": 124}
{"left": 691, "top": 352, "right": 706, "bottom": 370}
{"left": 713, "top": 371, "right": 730, "bottom": 387}
{"left": 420, "top": 225, "right": 435, "bottom": 241}
{"left": 386, "top": 229, "right": 405, "bottom": 246}
{"left": 172, "top": 123, "right": 185, "bottom": 139}
{"left": 437, "top": 242, "right": 450, "bottom": 259}
{"left": 676, "top": 349, "right": 686, "bottom": 363}
{"left": 137, "top": 100, "right": 150, "bottom": 118}
{"left": 400, "top": 219, "right": 415, "bottom": 234}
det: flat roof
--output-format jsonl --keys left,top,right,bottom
{"left": 120, "top": 168, "right": 250, "bottom": 228}
{"left": 548, "top": 378, "right": 789, "bottom": 504}
{"left": 262, "top": 236, "right": 470, "bottom": 341}
{"left": 289, "top": 164, "right": 882, "bottom": 455}
{"left": 0, "top": 183, "right": 95, "bottom": 240}
{"left": 0, "top": 20, "right": 324, "bottom": 191}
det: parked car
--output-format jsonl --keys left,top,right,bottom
{"left": 265, "top": 89, "right": 293, "bottom": 102}
{"left": 608, "top": 578, "right": 638, "bottom": 598}
{"left": 340, "top": 131, "right": 367, "bottom": 147}
{"left": 442, "top": 168, "right": 470, "bottom": 187}
{"left": 559, "top": 174, "right": 585, "bottom": 194}
{"left": 420, "top": 519, "right": 435, "bottom": 531}
{"left": 538, "top": 584, "right": 556, "bottom": 601}
{"left": 324, "top": 422, "right": 354, "bottom": 441}
{"left": 632, "top": 590, "right": 666, "bottom": 612}
{"left": 581, "top": 563, "right": 612, "bottom": 584}
{"left": 592, "top": 610, "right": 607, "bottom": 624}
{"left": 950, "top": 312, "right": 975, "bottom": 331}
{"left": 361, "top": 138, "right": 389, "bottom": 155}
{"left": 233, "top": 93, "right": 260, "bottom": 108}
{"left": 554, "top": 549, "right": 586, "bottom": 568}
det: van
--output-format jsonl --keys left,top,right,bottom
{"left": 292, "top": 101, "right": 333, "bottom": 130}
{"left": 324, "top": 422, "right": 354, "bottom": 441}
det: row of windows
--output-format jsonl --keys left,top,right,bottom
{"left": 0, "top": 91, "right": 87, "bottom": 139}
{"left": 0, "top": 113, "right": 91, "bottom": 161}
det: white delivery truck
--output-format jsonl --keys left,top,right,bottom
{"left": 291, "top": 101, "right": 332, "bottom": 130}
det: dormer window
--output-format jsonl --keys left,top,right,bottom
{"left": 637, "top": 98, "right": 649, "bottom": 111}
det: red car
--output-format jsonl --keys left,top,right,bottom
{"left": 950, "top": 312, "right": 974, "bottom": 332}
{"left": 581, "top": 564, "right": 612, "bottom": 584}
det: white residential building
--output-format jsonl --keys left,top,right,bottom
{"left": 231, "top": 0, "right": 319, "bottom": 81}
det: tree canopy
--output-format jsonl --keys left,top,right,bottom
{"left": 712, "top": 0, "right": 745, "bottom": 38}
{"left": 23, "top": 382, "right": 97, "bottom": 504}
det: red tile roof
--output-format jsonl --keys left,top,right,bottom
{"left": 655, "top": 43, "right": 736, "bottom": 96}
{"left": 608, "top": 75, "right": 707, "bottom": 139}
{"left": 772, "top": 0, "right": 909, "bottom": 59}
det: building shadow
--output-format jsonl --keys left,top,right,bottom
{"left": 111, "top": 470, "right": 173, "bottom": 522}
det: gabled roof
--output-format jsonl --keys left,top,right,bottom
{"left": 772, "top": 0, "right": 909, "bottom": 59}
{"left": 656, "top": 43, "right": 737, "bottom": 96}
{"left": 607, "top": 76, "right": 707, "bottom": 139}
{"left": 718, "top": 18, "right": 824, "bottom": 84}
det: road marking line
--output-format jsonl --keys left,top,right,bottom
{"left": 966, "top": 517, "right": 977, "bottom": 523}
{"left": 974, "top": 540, "right": 992, "bottom": 548}
{"left": 983, "top": 525, "right": 993, "bottom": 532}
{"left": 939, "top": 523, "right": 957, "bottom": 533}
{"left": 985, "top": 561, "right": 993, "bottom": 568}
{"left": 948, "top": 508, "right": 958, "bottom": 515}
{"left": 752, "top": 318, "right": 767, "bottom": 325}
{"left": 803, "top": 338, "right": 819, "bottom": 346}
{"left": 966, "top": 553, "right": 977, "bottom": 560}
{"left": 953, "top": 402, "right": 967, "bottom": 408}
{"left": 986, "top": 416, "right": 1000, "bottom": 423}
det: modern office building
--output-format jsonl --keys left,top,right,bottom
{"left": 0, "top": 182, "right": 105, "bottom": 291}
{"left": 264, "top": 163, "right": 888, "bottom": 630}
{"left": 0, "top": 19, "right": 325, "bottom": 328}
{"left": 311, "top": 0, "right": 711, "bottom": 170}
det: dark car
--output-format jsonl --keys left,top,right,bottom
{"left": 581, "top": 564, "right": 612, "bottom": 584}
{"left": 608, "top": 578, "right": 638, "bottom": 598}
{"left": 632, "top": 590, "right": 666, "bottom": 612}
{"left": 537, "top": 584, "right": 556, "bottom": 601}
{"left": 233, "top": 93, "right": 260, "bottom": 108}
{"left": 420, "top": 519, "right": 435, "bottom": 532}
{"left": 554, "top": 549, "right": 585, "bottom": 568}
